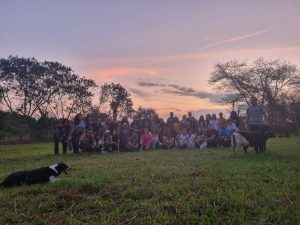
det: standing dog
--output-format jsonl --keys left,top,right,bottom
{"left": 232, "top": 131, "right": 249, "bottom": 153}
{"left": 0, "top": 162, "right": 70, "bottom": 187}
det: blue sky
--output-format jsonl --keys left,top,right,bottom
{"left": 1, "top": 0, "right": 300, "bottom": 117}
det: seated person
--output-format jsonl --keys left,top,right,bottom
{"left": 103, "top": 130, "right": 114, "bottom": 152}
{"left": 187, "top": 131, "right": 197, "bottom": 149}
{"left": 96, "top": 131, "right": 104, "bottom": 151}
{"left": 226, "top": 118, "right": 238, "bottom": 132}
{"left": 218, "top": 122, "right": 231, "bottom": 147}
{"left": 118, "top": 123, "right": 130, "bottom": 151}
{"left": 179, "top": 128, "right": 189, "bottom": 149}
{"left": 128, "top": 131, "right": 139, "bottom": 151}
{"left": 140, "top": 128, "right": 153, "bottom": 150}
{"left": 111, "top": 129, "right": 119, "bottom": 151}
{"left": 205, "top": 124, "right": 218, "bottom": 147}
{"left": 150, "top": 128, "right": 164, "bottom": 149}
{"left": 79, "top": 127, "right": 97, "bottom": 152}
{"left": 195, "top": 129, "right": 205, "bottom": 148}
{"left": 163, "top": 132, "right": 175, "bottom": 149}
{"left": 93, "top": 119, "right": 104, "bottom": 147}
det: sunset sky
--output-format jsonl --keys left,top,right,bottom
{"left": 1, "top": 0, "right": 300, "bottom": 118}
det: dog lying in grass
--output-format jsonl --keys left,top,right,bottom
{"left": 0, "top": 162, "right": 70, "bottom": 187}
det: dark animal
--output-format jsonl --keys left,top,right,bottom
{"left": 238, "top": 125, "right": 274, "bottom": 153}
{"left": 0, "top": 162, "right": 70, "bottom": 187}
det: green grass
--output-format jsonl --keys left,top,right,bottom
{"left": 0, "top": 137, "right": 299, "bottom": 225}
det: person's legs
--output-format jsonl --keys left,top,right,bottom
{"left": 54, "top": 139, "right": 59, "bottom": 155}
{"left": 72, "top": 136, "right": 80, "bottom": 154}
{"left": 62, "top": 141, "right": 68, "bottom": 154}
{"left": 72, "top": 131, "right": 80, "bottom": 154}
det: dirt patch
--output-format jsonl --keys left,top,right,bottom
{"left": 189, "top": 171, "right": 207, "bottom": 178}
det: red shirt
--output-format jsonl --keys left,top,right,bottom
{"left": 141, "top": 132, "right": 153, "bottom": 148}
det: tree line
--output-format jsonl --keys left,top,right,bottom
{"left": 0, "top": 56, "right": 299, "bottom": 142}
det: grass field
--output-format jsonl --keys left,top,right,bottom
{"left": 0, "top": 137, "right": 299, "bottom": 225}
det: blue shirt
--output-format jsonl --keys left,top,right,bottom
{"left": 246, "top": 104, "right": 266, "bottom": 125}
{"left": 219, "top": 127, "right": 231, "bottom": 139}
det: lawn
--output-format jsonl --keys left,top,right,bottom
{"left": 0, "top": 137, "right": 299, "bottom": 225}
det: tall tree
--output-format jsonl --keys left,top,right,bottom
{"left": 0, "top": 56, "right": 97, "bottom": 118}
{"left": 99, "top": 83, "right": 133, "bottom": 117}
{"left": 46, "top": 75, "right": 97, "bottom": 119}
{"left": 0, "top": 56, "right": 44, "bottom": 116}
{"left": 209, "top": 58, "right": 300, "bottom": 123}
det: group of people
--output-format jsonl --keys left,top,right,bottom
{"left": 53, "top": 96, "right": 267, "bottom": 155}
{"left": 53, "top": 111, "right": 242, "bottom": 154}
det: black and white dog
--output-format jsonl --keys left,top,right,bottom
{"left": 0, "top": 162, "right": 70, "bottom": 187}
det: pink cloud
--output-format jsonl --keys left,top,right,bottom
{"left": 83, "top": 67, "right": 161, "bottom": 81}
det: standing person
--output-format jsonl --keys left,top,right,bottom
{"left": 72, "top": 113, "right": 86, "bottom": 154}
{"left": 54, "top": 119, "right": 71, "bottom": 155}
{"left": 230, "top": 111, "right": 240, "bottom": 127}
{"left": 166, "top": 112, "right": 176, "bottom": 144}
{"left": 141, "top": 114, "right": 151, "bottom": 132}
{"left": 109, "top": 114, "right": 119, "bottom": 133}
{"left": 198, "top": 115, "right": 207, "bottom": 133}
{"left": 130, "top": 116, "right": 142, "bottom": 149}
{"left": 187, "top": 112, "right": 198, "bottom": 134}
{"left": 209, "top": 113, "right": 219, "bottom": 131}
{"left": 120, "top": 116, "right": 130, "bottom": 128}
{"left": 180, "top": 115, "right": 189, "bottom": 131}
{"left": 101, "top": 117, "right": 110, "bottom": 131}
{"left": 205, "top": 114, "right": 212, "bottom": 128}
{"left": 218, "top": 112, "right": 227, "bottom": 125}
{"left": 245, "top": 96, "right": 267, "bottom": 131}
{"left": 166, "top": 112, "right": 174, "bottom": 134}
{"left": 85, "top": 115, "right": 92, "bottom": 129}
{"left": 173, "top": 117, "right": 180, "bottom": 144}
